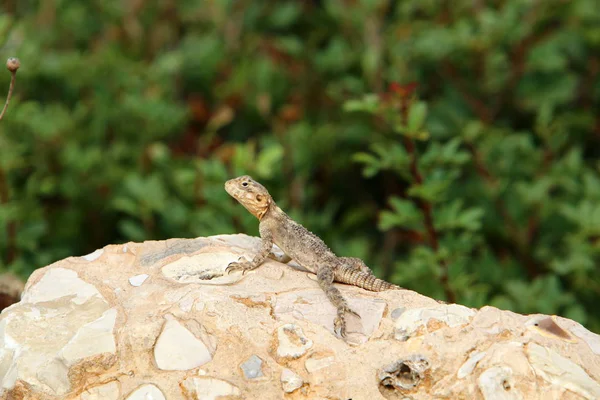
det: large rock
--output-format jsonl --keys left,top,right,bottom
{"left": 0, "top": 234, "right": 599, "bottom": 399}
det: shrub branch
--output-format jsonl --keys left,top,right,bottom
{"left": 398, "top": 96, "right": 457, "bottom": 303}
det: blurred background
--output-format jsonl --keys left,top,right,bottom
{"left": 0, "top": 1, "right": 599, "bottom": 331}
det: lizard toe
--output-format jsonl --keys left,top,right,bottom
{"left": 225, "top": 262, "right": 241, "bottom": 274}
{"left": 226, "top": 260, "right": 254, "bottom": 275}
{"left": 333, "top": 316, "right": 347, "bottom": 338}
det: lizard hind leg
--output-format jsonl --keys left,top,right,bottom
{"left": 338, "top": 257, "right": 375, "bottom": 276}
{"left": 316, "top": 266, "right": 360, "bottom": 339}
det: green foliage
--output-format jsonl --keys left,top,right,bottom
{"left": 0, "top": 0, "right": 599, "bottom": 331}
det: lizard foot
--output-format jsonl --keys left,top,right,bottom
{"left": 225, "top": 257, "right": 253, "bottom": 275}
{"left": 333, "top": 306, "right": 361, "bottom": 338}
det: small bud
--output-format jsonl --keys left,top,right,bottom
{"left": 6, "top": 58, "right": 20, "bottom": 73}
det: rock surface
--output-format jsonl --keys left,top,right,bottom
{"left": 0, "top": 234, "right": 599, "bottom": 399}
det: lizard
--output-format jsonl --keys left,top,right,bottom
{"left": 224, "top": 175, "right": 400, "bottom": 338}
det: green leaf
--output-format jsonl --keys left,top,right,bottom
{"left": 268, "top": 3, "right": 301, "bottom": 28}
{"left": 343, "top": 94, "right": 380, "bottom": 113}
{"left": 378, "top": 197, "right": 422, "bottom": 230}
{"left": 407, "top": 101, "right": 428, "bottom": 133}
{"left": 353, "top": 152, "right": 381, "bottom": 177}
{"left": 407, "top": 181, "right": 449, "bottom": 203}
{"left": 256, "top": 143, "right": 284, "bottom": 179}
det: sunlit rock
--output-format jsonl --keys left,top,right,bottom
{"left": 0, "top": 234, "right": 597, "bottom": 399}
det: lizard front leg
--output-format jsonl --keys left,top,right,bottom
{"left": 316, "top": 265, "right": 360, "bottom": 338}
{"left": 226, "top": 224, "right": 274, "bottom": 274}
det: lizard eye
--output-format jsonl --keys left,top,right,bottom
{"left": 242, "top": 182, "right": 248, "bottom": 187}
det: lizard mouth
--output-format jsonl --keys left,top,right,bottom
{"left": 224, "top": 180, "right": 237, "bottom": 196}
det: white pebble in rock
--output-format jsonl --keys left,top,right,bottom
{"left": 154, "top": 319, "right": 213, "bottom": 370}
{"left": 125, "top": 384, "right": 166, "bottom": 400}
{"left": 281, "top": 368, "right": 303, "bottom": 393}
{"left": 128, "top": 274, "right": 149, "bottom": 287}
{"left": 274, "top": 324, "right": 313, "bottom": 361}
{"left": 241, "top": 355, "right": 264, "bottom": 379}
{"left": 181, "top": 377, "right": 241, "bottom": 399}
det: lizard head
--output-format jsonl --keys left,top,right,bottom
{"left": 225, "top": 175, "right": 272, "bottom": 220}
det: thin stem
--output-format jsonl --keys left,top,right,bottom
{"left": 0, "top": 71, "right": 15, "bottom": 121}
{"left": 0, "top": 58, "right": 20, "bottom": 264}
{"left": 0, "top": 57, "right": 20, "bottom": 121}
{"left": 465, "top": 142, "right": 542, "bottom": 279}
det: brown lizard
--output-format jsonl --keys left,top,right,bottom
{"left": 225, "top": 175, "right": 400, "bottom": 338}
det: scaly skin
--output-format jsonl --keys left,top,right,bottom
{"left": 225, "top": 175, "right": 400, "bottom": 338}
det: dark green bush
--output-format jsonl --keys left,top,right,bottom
{"left": 1, "top": 0, "right": 599, "bottom": 331}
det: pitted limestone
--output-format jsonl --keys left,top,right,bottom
{"left": 477, "top": 366, "right": 522, "bottom": 400}
{"left": 2, "top": 235, "right": 600, "bottom": 399}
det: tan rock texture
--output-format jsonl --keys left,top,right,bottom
{"left": 0, "top": 234, "right": 599, "bottom": 399}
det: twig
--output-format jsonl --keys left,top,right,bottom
{"left": 465, "top": 141, "right": 542, "bottom": 279}
{"left": 402, "top": 135, "right": 456, "bottom": 302}
{"left": 0, "top": 57, "right": 20, "bottom": 264}
{"left": 440, "top": 61, "right": 492, "bottom": 124}
{"left": 398, "top": 96, "right": 457, "bottom": 303}
{"left": 0, "top": 57, "right": 20, "bottom": 121}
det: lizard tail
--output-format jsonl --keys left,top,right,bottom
{"left": 334, "top": 266, "right": 400, "bottom": 292}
